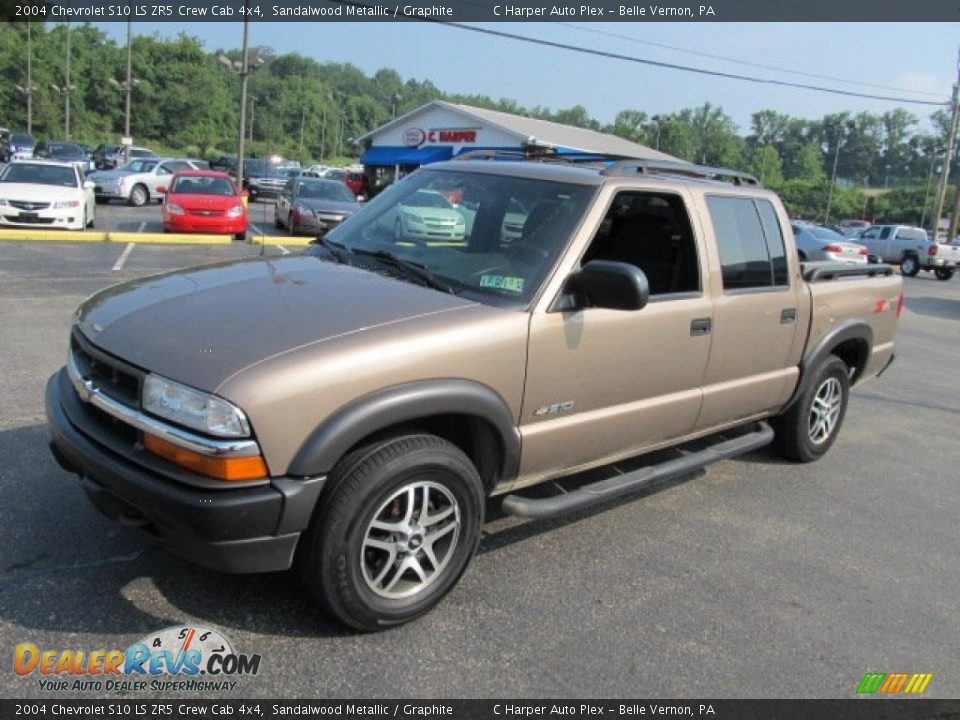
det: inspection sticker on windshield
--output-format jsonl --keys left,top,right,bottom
{"left": 479, "top": 275, "right": 524, "bottom": 293}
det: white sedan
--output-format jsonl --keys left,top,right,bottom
{"left": 0, "top": 160, "right": 96, "bottom": 230}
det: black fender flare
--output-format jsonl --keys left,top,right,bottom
{"left": 783, "top": 320, "right": 873, "bottom": 411}
{"left": 288, "top": 379, "right": 521, "bottom": 482}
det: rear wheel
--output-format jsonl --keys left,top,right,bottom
{"left": 299, "top": 434, "right": 484, "bottom": 631}
{"left": 900, "top": 254, "right": 920, "bottom": 277}
{"left": 935, "top": 268, "right": 954, "bottom": 281}
{"left": 771, "top": 355, "right": 849, "bottom": 463}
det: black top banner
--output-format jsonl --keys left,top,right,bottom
{"left": 3, "top": 700, "right": 960, "bottom": 720}
{"left": 7, "top": 0, "right": 960, "bottom": 21}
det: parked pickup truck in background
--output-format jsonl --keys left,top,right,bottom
{"left": 46, "top": 155, "right": 902, "bottom": 631}
{"left": 858, "top": 224, "right": 960, "bottom": 280}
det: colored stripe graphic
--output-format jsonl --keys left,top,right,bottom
{"left": 858, "top": 672, "right": 933, "bottom": 694}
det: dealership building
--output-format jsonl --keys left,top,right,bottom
{"left": 356, "top": 100, "right": 680, "bottom": 174}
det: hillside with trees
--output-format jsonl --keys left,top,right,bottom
{"left": 0, "top": 22, "right": 954, "bottom": 226}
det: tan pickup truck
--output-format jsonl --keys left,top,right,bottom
{"left": 46, "top": 155, "right": 902, "bottom": 630}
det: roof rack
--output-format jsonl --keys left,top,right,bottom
{"left": 600, "top": 159, "right": 760, "bottom": 186}
{"left": 452, "top": 148, "right": 634, "bottom": 164}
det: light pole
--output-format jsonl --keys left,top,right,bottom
{"left": 249, "top": 96, "right": 256, "bottom": 142}
{"left": 17, "top": 23, "right": 34, "bottom": 134}
{"left": 122, "top": 18, "right": 134, "bottom": 163}
{"left": 920, "top": 149, "right": 940, "bottom": 231}
{"left": 320, "top": 106, "right": 327, "bottom": 163}
{"left": 390, "top": 92, "right": 402, "bottom": 118}
{"left": 217, "top": 17, "right": 264, "bottom": 188}
{"left": 46, "top": 23, "right": 77, "bottom": 139}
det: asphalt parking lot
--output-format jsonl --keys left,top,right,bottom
{"left": 1, "top": 240, "right": 958, "bottom": 699}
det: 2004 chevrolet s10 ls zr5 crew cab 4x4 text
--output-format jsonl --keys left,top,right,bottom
{"left": 46, "top": 154, "right": 902, "bottom": 631}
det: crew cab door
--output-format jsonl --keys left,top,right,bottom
{"left": 517, "top": 189, "right": 712, "bottom": 485}
{"left": 694, "top": 194, "right": 808, "bottom": 430}
{"left": 859, "top": 226, "right": 890, "bottom": 261}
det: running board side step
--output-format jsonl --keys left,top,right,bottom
{"left": 501, "top": 422, "right": 774, "bottom": 519}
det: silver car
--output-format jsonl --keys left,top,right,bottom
{"left": 88, "top": 158, "right": 205, "bottom": 206}
{"left": 791, "top": 224, "right": 868, "bottom": 264}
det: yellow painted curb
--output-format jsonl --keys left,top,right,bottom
{"left": 0, "top": 229, "right": 108, "bottom": 242}
{"left": 0, "top": 228, "right": 237, "bottom": 244}
{"left": 110, "top": 232, "right": 234, "bottom": 244}
{"left": 247, "top": 235, "right": 313, "bottom": 246}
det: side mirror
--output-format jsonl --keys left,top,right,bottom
{"left": 562, "top": 260, "right": 649, "bottom": 311}
{"left": 155, "top": 186, "right": 167, "bottom": 194}
{"left": 82, "top": 180, "right": 95, "bottom": 190}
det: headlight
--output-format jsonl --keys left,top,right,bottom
{"left": 143, "top": 374, "right": 250, "bottom": 438}
{"left": 405, "top": 213, "right": 424, "bottom": 225}
{"left": 52, "top": 199, "right": 81, "bottom": 209}
{"left": 165, "top": 203, "right": 185, "bottom": 215}
{"left": 226, "top": 204, "right": 244, "bottom": 218}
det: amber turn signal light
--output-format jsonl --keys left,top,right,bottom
{"left": 143, "top": 434, "right": 268, "bottom": 481}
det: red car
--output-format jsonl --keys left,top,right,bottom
{"left": 159, "top": 170, "right": 248, "bottom": 240}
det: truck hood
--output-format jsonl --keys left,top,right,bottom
{"left": 76, "top": 256, "right": 475, "bottom": 392}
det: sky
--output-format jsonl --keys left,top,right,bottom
{"left": 92, "top": 21, "right": 956, "bottom": 133}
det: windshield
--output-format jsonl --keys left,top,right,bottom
{"left": 809, "top": 227, "right": 844, "bottom": 240}
{"left": 118, "top": 159, "right": 158, "bottom": 173}
{"left": 246, "top": 160, "right": 285, "bottom": 178}
{"left": 315, "top": 168, "right": 595, "bottom": 306}
{"left": 48, "top": 143, "right": 84, "bottom": 158}
{"left": 171, "top": 175, "right": 236, "bottom": 196}
{"left": 10, "top": 134, "right": 33, "bottom": 146}
{"left": 297, "top": 180, "right": 356, "bottom": 202}
{"left": 0, "top": 163, "right": 77, "bottom": 187}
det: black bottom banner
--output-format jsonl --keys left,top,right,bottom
{"left": 3, "top": 700, "right": 960, "bottom": 720}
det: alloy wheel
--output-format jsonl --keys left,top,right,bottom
{"left": 808, "top": 377, "right": 842, "bottom": 445}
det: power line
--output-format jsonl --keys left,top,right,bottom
{"left": 324, "top": 0, "right": 950, "bottom": 108}
{"left": 440, "top": 22, "right": 949, "bottom": 107}
{"left": 554, "top": 22, "right": 947, "bottom": 100}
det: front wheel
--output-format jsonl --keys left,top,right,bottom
{"left": 128, "top": 185, "right": 148, "bottom": 207}
{"left": 771, "top": 355, "right": 850, "bottom": 463}
{"left": 900, "top": 255, "right": 920, "bottom": 277}
{"left": 935, "top": 268, "right": 954, "bottom": 281}
{"left": 299, "top": 434, "right": 485, "bottom": 631}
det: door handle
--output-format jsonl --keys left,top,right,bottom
{"left": 690, "top": 317, "right": 712, "bottom": 336}
{"left": 781, "top": 308, "right": 797, "bottom": 324}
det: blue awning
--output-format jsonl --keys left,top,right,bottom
{"left": 361, "top": 145, "right": 454, "bottom": 166}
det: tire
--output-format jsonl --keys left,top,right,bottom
{"left": 86, "top": 210, "right": 94, "bottom": 229}
{"left": 234, "top": 231, "right": 247, "bottom": 241}
{"left": 299, "top": 434, "right": 485, "bottom": 632}
{"left": 128, "top": 184, "right": 148, "bottom": 207}
{"left": 771, "top": 355, "right": 850, "bottom": 463}
{"left": 935, "top": 268, "right": 954, "bottom": 281}
{"left": 900, "top": 255, "right": 920, "bottom": 277}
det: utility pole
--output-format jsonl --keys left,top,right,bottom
{"left": 298, "top": 107, "right": 306, "bottom": 157}
{"left": 932, "top": 49, "right": 960, "bottom": 241}
{"left": 65, "top": 23, "right": 71, "bottom": 139}
{"left": 26, "top": 23, "right": 33, "bottom": 134}
{"left": 123, "top": 18, "right": 133, "bottom": 163}
{"left": 825, "top": 135, "right": 842, "bottom": 224}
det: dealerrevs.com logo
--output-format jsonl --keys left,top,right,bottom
{"left": 13, "top": 626, "right": 261, "bottom": 693}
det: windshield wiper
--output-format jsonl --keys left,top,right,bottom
{"left": 309, "top": 237, "right": 352, "bottom": 265}
{"left": 352, "top": 248, "right": 457, "bottom": 295}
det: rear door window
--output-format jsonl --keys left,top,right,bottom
{"left": 706, "top": 195, "right": 788, "bottom": 291}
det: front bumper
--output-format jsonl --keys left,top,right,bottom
{"left": 164, "top": 214, "right": 247, "bottom": 235}
{"left": 0, "top": 206, "right": 85, "bottom": 229}
{"left": 46, "top": 369, "right": 325, "bottom": 573}
{"left": 247, "top": 184, "right": 283, "bottom": 199}
{"left": 927, "top": 257, "right": 959, "bottom": 268}
{"left": 93, "top": 184, "right": 128, "bottom": 200}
